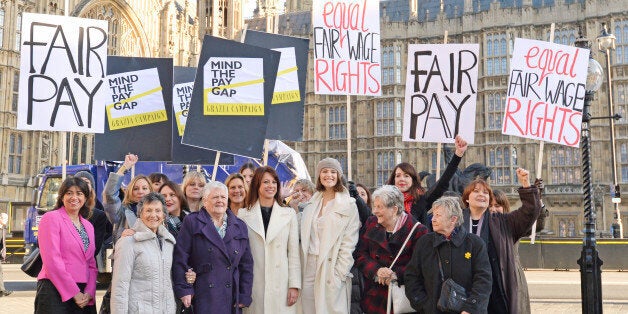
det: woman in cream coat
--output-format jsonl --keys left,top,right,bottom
{"left": 300, "top": 158, "right": 361, "bottom": 314}
{"left": 238, "top": 166, "right": 301, "bottom": 313}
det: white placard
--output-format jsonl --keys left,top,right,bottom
{"left": 106, "top": 67, "right": 167, "bottom": 130}
{"left": 203, "top": 57, "right": 265, "bottom": 116}
{"left": 403, "top": 44, "right": 479, "bottom": 143}
{"left": 173, "top": 81, "right": 193, "bottom": 136}
{"left": 502, "top": 38, "right": 589, "bottom": 147}
{"left": 312, "top": 0, "right": 381, "bottom": 96}
{"left": 17, "top": 13, "right": 108, "bottom": 132}
{"left": 271, "top": 47, "right": 301, "bottom": 104}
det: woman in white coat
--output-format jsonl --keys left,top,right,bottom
{"left": 238, "top": 166, "right": 301, "bottom": 313}
{"left": 111, "top": 193, "right": 176, "bottom": 314}
{"left": 300, "top": 158, "right": 361, "bottom": 314}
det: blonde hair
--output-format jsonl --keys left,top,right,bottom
{"left": 181, "top": 171, "right": 207, "bottom": 198}
{"left": 122, "top": 175, "right": 152, "bottom": 205}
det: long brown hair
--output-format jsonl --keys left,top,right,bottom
{"left": 386, "top": 162, "right": 421, "bottom": 201}
{"left": 246, "top": 166, "right": 282, "bottom": 208}
{"left": 54, "top": 177, "right": 94, "bottom": 219}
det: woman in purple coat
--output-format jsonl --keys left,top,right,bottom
{"left": 173, "top": 181, "right": 254, "bottom": 313}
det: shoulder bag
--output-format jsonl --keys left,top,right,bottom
{"left": 21, "top": 247, "right": 43, "bottom": 277}
{"left": 436, "top": 246, "right": 468, "bottom": 313}
{"left": 385, "top": 222, "right": 422, "bottom": 314}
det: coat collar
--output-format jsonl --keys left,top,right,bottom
{"left": 238, "top": 201, "right": 293, "bottom": 243}
{"left": 363, "top": 215, "right": 417, "bottom": 250}
{"left": 132, "top": 219, "right": 175, "bottom": 244}
{"left": 195, "top": 208, "right": 230, "bottom": 260}
{"left": 432, "top": 226, "right": 467, "bottom": 248}
{"left": 301, "top": 188, "right": 357, "bottom": 261}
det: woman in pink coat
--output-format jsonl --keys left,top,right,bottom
{"left": 35, "top": 177, "right": 98, "bottom": 313}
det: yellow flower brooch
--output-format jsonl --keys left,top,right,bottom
{"left": 465, "top": 252, "right": 471, "bottom": 259}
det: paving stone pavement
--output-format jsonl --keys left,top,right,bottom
{"left": 2, "top": 263, "right": 628, "bottom": 313}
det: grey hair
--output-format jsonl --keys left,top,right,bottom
{"left": 137, "top": 192, "right": 168, "bottom": 217}
{"left": 430, "top": 196, "right": 464, "bottom": 227}
{"left": 202, "top": 181, "right": 228, "bottom": 198}
{"left": 371, "top": 185, "right": 404, "bottom": 215}
{"left": 294, "top": 179, "right": 316, "bottom": 194}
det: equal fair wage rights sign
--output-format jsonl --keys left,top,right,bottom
{"left": 312, "top": 0, "right": 381, "bottom": 96}
{"left": 502, "top": 38, "right": 589, "bottom": 147}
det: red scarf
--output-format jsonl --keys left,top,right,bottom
{"left": 403, "top": 191, "right": 414, "bottom": 214}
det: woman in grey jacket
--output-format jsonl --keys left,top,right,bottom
{"left": 111, "top": 193, "right": 176, "bottom": 314}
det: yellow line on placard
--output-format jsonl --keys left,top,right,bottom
{"left": 277, "top": 66, "right": 298, "bottom": 76}
{"left": 205, "top": 78, "right": 265, "bottom": 92}
{"left": 107, "top": 86, "right": 163, "bottom": 110}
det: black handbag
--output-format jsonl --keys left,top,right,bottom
{"left": 21, "top": 247, "right": 43, "bottom": 277}
{"left": 435, "top": 250, "right": 468, "bottom": 313}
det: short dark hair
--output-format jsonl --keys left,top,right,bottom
{"left": 55, "top": 177, "right": 94, "bottom": 219}
{"left": 137, "top": 192, "right": 167, "bottom": 217}
{"left": 148, "top": 173, "right": 169, "bottom": 184}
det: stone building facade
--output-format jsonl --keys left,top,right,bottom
{"left": 250, "top": 0, "right": 628, "bottom": 237}
{"left": 0, "top": 0, "right": 198, "bottom": 208}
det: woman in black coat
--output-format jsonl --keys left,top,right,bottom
{"left": 405, "top": 196, "right": 492, "bottom": 314}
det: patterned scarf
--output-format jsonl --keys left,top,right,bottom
{"left": 403, "top": 191, "right": 414, "bottom": 214}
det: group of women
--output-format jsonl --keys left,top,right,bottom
{"left": 33, "top": 134, "right": 544, "bottom": 314}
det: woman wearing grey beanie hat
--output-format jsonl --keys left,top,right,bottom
{"left": 299, "top": 158, "right": 360, "bottom": 314}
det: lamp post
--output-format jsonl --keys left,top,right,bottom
{"left": 574, "top": 31, "right": 604, "bottom": 314}
{"left": 597, "top": 23, "right": 623, "bottom": 239}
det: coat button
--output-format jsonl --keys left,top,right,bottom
{"left": 234, "top": 250, "right": 239, "bottom": 254}
{"left": 445, "top": 260, "right": 449, "bottom": 264}
{"left": 472, "top": 299, "right": 477, "bottom": 304}
{"left": 209, "top": 284, "right": 214, "bottom": 288}
{"left": 227, "top": 266, "right": 231, "bottom": 270}
{"left": 226, "top": 283, "right": 231, "bottom": 288}
{"left": 328, "top": 257, "right": 332, "bottom": 261}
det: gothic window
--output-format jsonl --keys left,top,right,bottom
{"left": 558, "top": 216, "right": 577, "bottom": 237}
{"left": 621, "top": 143, "right": 628, "bottom": 183}
{"left": 615, "top": 20, "right": 628, "bottom": 64}
{"left": 15, "top": 13, "right": 21, "bottom": 51}
{"left": 0, "top": 9, "right": 5, "bottom": 47}
{"left": 72, "top": 134, "right": 80, "bottom": 164}
{"left": 328, "top": 106, "right": 346, "bottom": 139}
{"left": 617, "top": 83, "right": 627, "bottom": 124}
{"left": 81, "top": 135, "right": 88, "bottom": 164}
{"left": 486, "top": 92, "right": 506, "bottom": 130}
{"left": 431, "top": 151, "right": 447, "bottom": 174}
{"left": 489, "top": 147, "right": 513, "bottom": 185}
{"left": 485, "top": 33, "right": 507, "bottom": 76}
{"left": 8, "top": 133, "right": 23, "bottom": 174}
{"left": 376, "top": 100, "right": 401, "bottom": 136}
{"left": 549, "top": 146, "right": 581, "bottom": 184}
{"left": 377, "top": 151, "right": 395, "bottom": 187}
{"left": 12, "top": 71, "right": 19, "bottom": 111}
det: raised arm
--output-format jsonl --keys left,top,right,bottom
{"left": 506, "top": 168, "right": 542, "bottom": 241}
{"left": 423, "top": 135, "right": 467, "bottom": 207}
